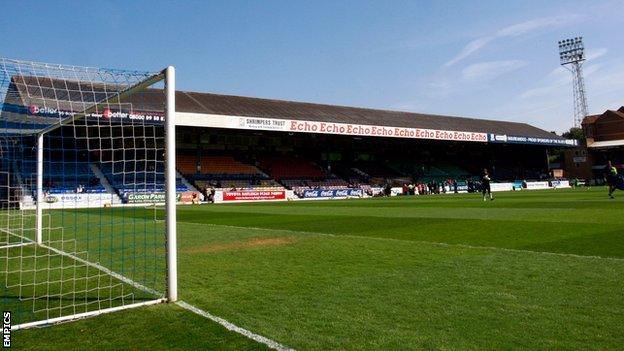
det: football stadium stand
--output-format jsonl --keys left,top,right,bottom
{"left": 2, "top": 74, "right": 579, "bottom": 206}
{"left": 178, "top": 155, "right": 265, "bottom": 178}
{"left": 99, "top": 161, "right": 188, "bottom": 195}
{"left": 178, "top": 154, "right": 279, "bottom": 191}
{"left": 18, "top": 160, "right": 105, "bottom": 194}
{"left": 258, "top": 155, "right": 326, "bottom": 180}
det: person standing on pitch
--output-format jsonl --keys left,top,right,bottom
{"left": 481, "top": 168, "right": 494, "bottom": 201}
{"left": 605, "top": 160, "right": 618, "bottom": 199}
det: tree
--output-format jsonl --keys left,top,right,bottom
{"left": 562, "top": 127, "right": 585, "bottom": 141}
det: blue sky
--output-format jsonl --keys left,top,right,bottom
{"left": 1, "top": 0, "right": 623, "bottom": 132}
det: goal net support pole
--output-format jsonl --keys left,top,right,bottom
{"left": 35, "top": 133, "right": 43, "bottom": 244}
{"left": 165, "top": 66, "right": 177, "bottom": 302}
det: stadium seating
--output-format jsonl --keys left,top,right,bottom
{"left": 194, "top": 179, "right": 281, "bottom": 190}
{"left": 281, "top": 178, "right": 349, "bottom": 189}
{"left": 351, "top": 162, "right": 400, "bottom": 179}
{"left": 178, "top": 155, "right": 265, "bottom": 179}
{"left": 178, "top": 154, "right": 278, "bottom": 190}
{"left": 331, "top": 164, "right": 370, "bottom": 184}
{"left": 177, "top": 155, "right": 198, "bottom": 175}
{"left": 418, "top": 163, "right": 472, "bottom": 182}
{"left": 258, "top": 156, "right": 325, "bottom": 180}
{"left": 99, "top": 161, "right": 188, "bottom": 194}
{"left": 18, "top": 160, "right": 105, "bottom": 194}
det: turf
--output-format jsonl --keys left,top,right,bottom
{"left": 12, "top": 304, "right": 269, "bottom": 351}
{"left": 11, "top": 187, "right": 624, "bottom": 350}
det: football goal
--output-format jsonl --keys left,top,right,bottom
{"left": 0, "top": 57, "right": 177, "bottom": 329}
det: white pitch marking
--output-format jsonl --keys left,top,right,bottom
{"left": 0, "top": 242, "right": 34, "bottom": 249}
{"left": 176, "top": 301, "right": 294, "bottom": 351}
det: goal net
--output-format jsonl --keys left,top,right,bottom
{"left": 0, "top": 58, "right": 177, "bottom": 329}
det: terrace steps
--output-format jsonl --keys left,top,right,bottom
{"left": 89, "top": 164, "right": 122, "bottom": 204}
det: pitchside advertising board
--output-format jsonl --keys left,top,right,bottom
{"left": 302, "top": 189, "right": 363, "bottom": 198}
{"left": 370, "top": 187, "right": 404, "bottom": 196}
{"left": 490, "top": 183, "right": 515, "bottom": 192}
{"left": 524, "top": 181, "right": 551, "bottom": 190}
{"left": 125, "top": 191, "right": 201, "bottom": 204}
{"left": 222, "top": 190, "right": 286, "bottom": 201}
{"left": 23, "top": 191, "right": 202, "bottom": 208}
{"left": 24, "top": 193, "right": 118, "bottom": 209}
{"left": 551, "top": 180, "right": 571, "bottom": 188}
{"left": 211, "top": 190, "right": 288, "bottom": 202}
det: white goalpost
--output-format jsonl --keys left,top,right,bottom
{"left": 0, "top": 57, "right": 177, "bottom": 329}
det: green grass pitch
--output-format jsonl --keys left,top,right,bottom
{"left": 11, "top": 187, "right": 624, "bottom": 350}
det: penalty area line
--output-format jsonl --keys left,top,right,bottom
{"left": 175, "top": 301, "right": 294, "bottom": 351}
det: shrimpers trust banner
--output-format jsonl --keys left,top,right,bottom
{"left": 177, "top": 113, "right": 489, "bottom": 143}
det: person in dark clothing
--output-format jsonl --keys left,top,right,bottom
{"left": 384, "top": 182, "right": 392, "bottom": 197}
{"left": 605, "top": 160, "right": 619, "bottom": 199}
{"left": 481, "top": 168, "right": 494, "bottom": 201}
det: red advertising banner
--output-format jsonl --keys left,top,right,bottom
{"left": 222, "top": 190, "right": 286, "bottom": 201}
